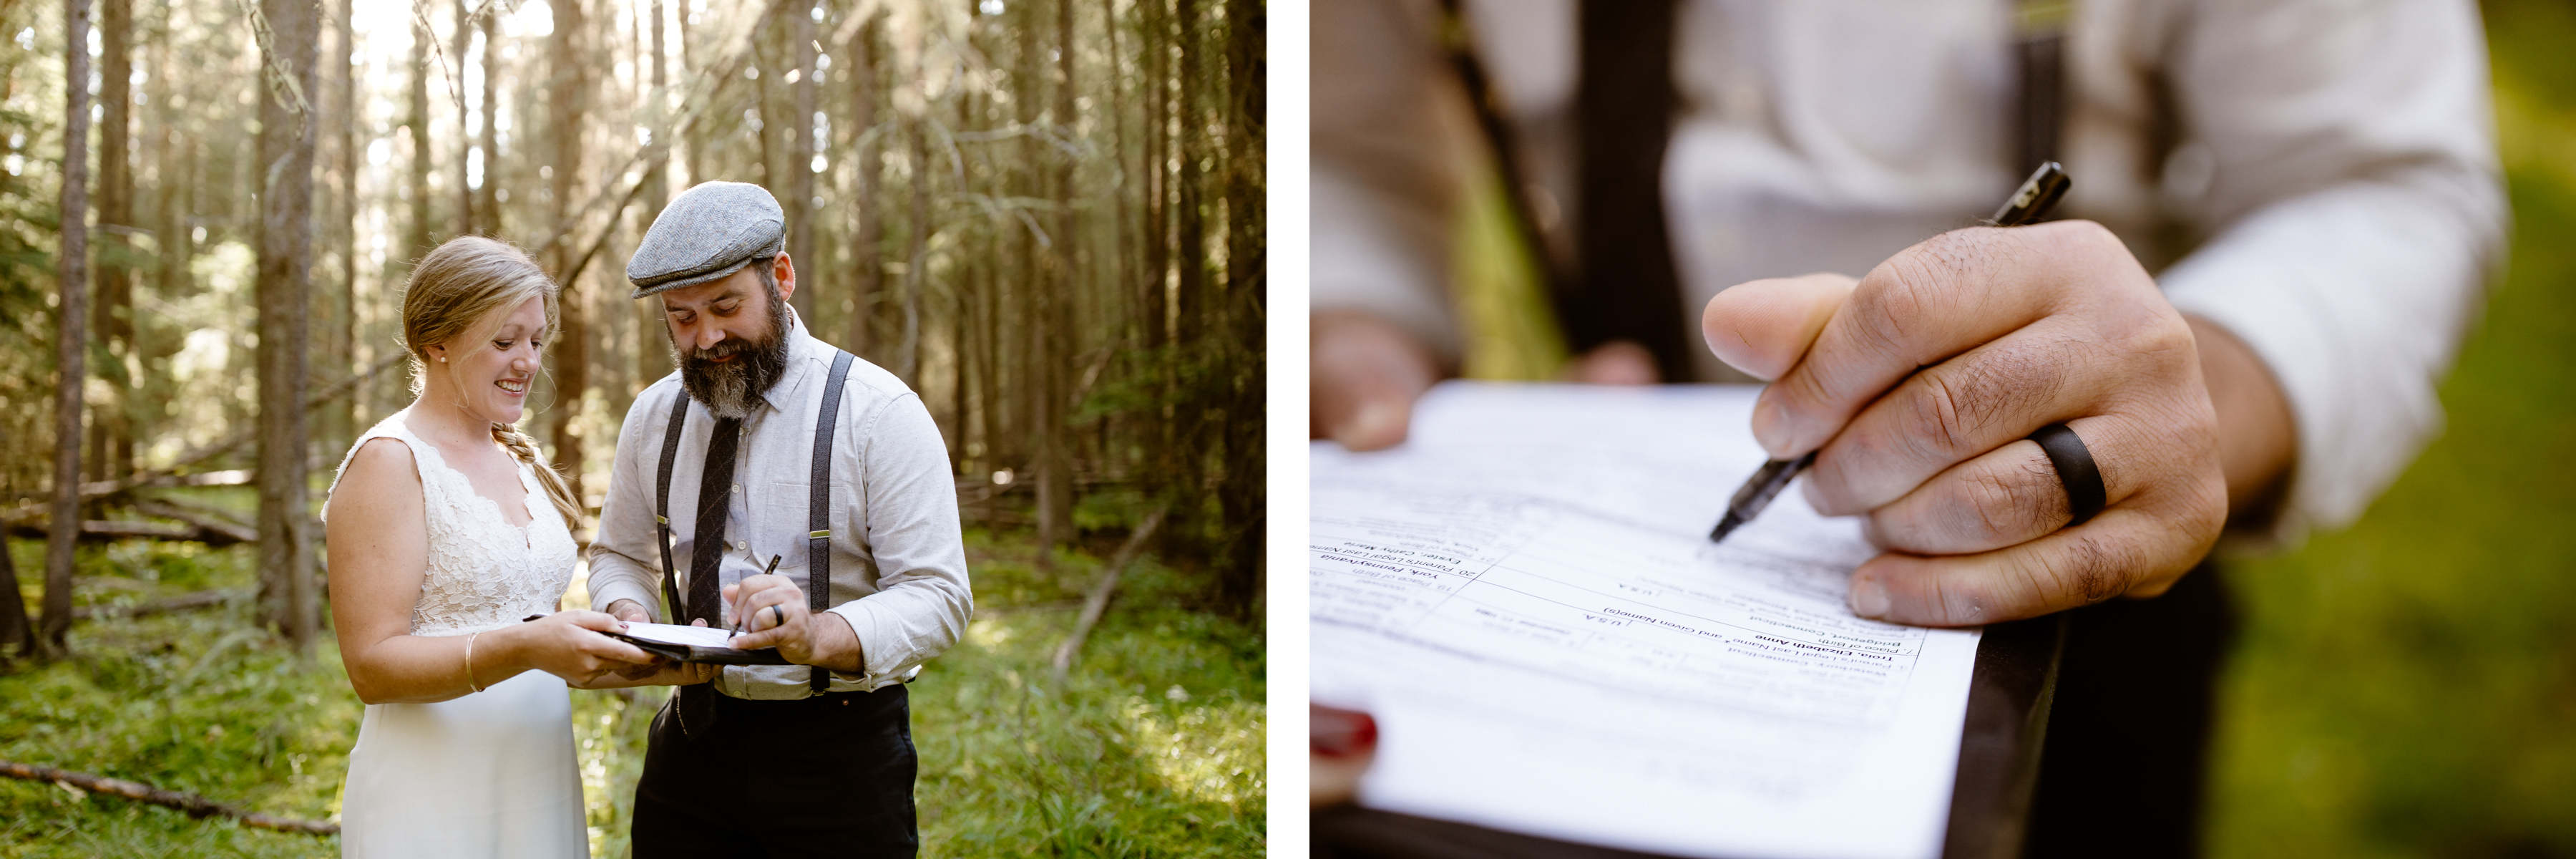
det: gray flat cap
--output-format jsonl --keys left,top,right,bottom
{"left": 627, "top": 181, "right": 788, "bottom": 298}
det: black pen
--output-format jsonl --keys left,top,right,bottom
{"left": 1708, "top": 162, "right": 2071, "bottom": 543}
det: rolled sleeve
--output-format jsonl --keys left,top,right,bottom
{"left": 823, "top": 393, "right": 972, "bottom": 688}
{"left": 2157, "top": 0, "right": 2505, "bottom": 548}
{"left": 584, "top": 382, "right": 678, "bottom": 618}
{"left": 1312, "top": 0, "right": 1467, "bottom": 361}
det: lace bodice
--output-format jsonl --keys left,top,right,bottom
{"left": 327, "top": 410, "right": 579, "bottom": 637}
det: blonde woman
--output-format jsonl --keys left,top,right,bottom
{"left": 323, "top": 236, "right": 703, "bottom": 857}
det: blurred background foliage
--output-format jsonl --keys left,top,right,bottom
{"left": 2203, "top": 1, "right": 2576, "bottom": 855}
{"left": 1447, "top": 1, "right": 2576, "bottom": 855}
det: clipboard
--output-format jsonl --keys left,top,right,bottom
{"left": 608, "top": 621, "right": 793, "bottom": 666}
{"left": 521, "top": 615, "right": 794, "bottom": 666}
{"left": 605, "top": 629, "right": 795, "bottom": 666}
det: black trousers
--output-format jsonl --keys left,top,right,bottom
{"left": 633, "top": 684, "right": 919, "bottom": 858}
{"left": 2023, "top": 563, "right": 2238, "bottom": 858}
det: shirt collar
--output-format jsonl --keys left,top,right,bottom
{"left": 753, "top": 307, "right": 824, "bottom": 414}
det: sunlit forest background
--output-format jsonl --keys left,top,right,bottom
{"left": 0, "top": 0, "right": 1265, "bottom": 855}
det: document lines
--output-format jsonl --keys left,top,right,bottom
{"left": 1312, "top": 383, "right": 1982, "bottom": 859}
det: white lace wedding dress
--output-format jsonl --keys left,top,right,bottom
{"left": 326, "top": 409, "right": 589, "bottom": 858}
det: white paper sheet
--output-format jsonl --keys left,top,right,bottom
{"left": 1311, "top": 383, "right": 1982, "bottom": 859}
{"left": 618, "top": 621, "right": 739, "bottom": 649}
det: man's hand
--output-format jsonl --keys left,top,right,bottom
{"left": 722, "top": 575, "right": 862, "bottom": 672}
{"left": 602, "top": 598, "right": 653, "bottom": 624}
{"left": 1703, "top": 221, "right": 2230, "bottom": 626}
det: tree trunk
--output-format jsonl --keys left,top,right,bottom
{"left": 334, "top": 0, "right": 359, "bottom": 452}
{"left": 89, "top": 0, "right": 134, "bottom": 485}
{"left": 43, "top": 0, "right": 97, "bottom": 657}
{"left": 406, "top": 11, "right": 434, "bottom": 260}
{"left": 454, "top": 0, "right": 474, "bottom": 234}
{"left": 1142, "top": 0, "right": 1171, "bottom": 496}
{"left": 638, "top": 0, "right": 673, "bottom": 385}
{"left": 1098, "top": 0, "right": 1133, "bottom": 367}
{"left": 945, "top": 70, "right": 972, "bottom": 467}
{"left": 257, "top": 0, "right": 321, "bottom": 648}
{"left": 678, "top": 0, "right": 702, "bottom": 188}
{"left": 844, "top": 11, "right": 879, "bottom": 358}
{"left": 548, "top": 0, "right": 589, "bottom": 502}
{"left": 787, "top": 0, "right": 816, "bottom": 319}
{"left": 477, "top": 6, "right": 500, "bottom": 234}
{"left": 753, "top": 16, "right": 779, "bottom": 196}
{"left": 899, "top": 78, "right": 927, "bottom": 387}
{"left": 1035, "top": 0, "right": 1080, "bottom": 553}
{"left": 1174, "top": 0, "right": 1206, "bottom": 513}
{"left": 1220, "top": 0, "right": 1264, "bottom": 613}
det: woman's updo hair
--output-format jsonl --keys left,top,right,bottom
{"left": 398, "top": 236, "right": 585, "bottom": 530}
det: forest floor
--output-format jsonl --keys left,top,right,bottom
{"left": 0, "top": 505, "right": 1264, "bottom": 858}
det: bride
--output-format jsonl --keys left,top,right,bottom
{"left": 322, "top": 236, "right": 703, "bottom": 857}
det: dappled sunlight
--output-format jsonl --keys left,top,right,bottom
{"left": 1119, "top": 691, "right": 1264, "bottom": 810}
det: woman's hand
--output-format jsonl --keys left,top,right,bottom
{"left": 497, "top": 611, "right": 661, "bottom": 687}
{"left": 563, "top": 617, "right": 722, "bottom": 689}
{"left": 568, "top": 659, "right": 719, "bottom": 689}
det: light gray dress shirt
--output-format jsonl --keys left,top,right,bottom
{"left": 1314, "top": 0, "right": 2507, "bottom": 547}
{"left": 587, "top": 309, "right": 974, "bottom": 699}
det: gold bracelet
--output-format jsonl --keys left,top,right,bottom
{"left": 464, "top": 631, "right": 484, "bottom": 694}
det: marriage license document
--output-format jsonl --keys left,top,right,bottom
{"left": 1311, "top": 383, "right": 1984, "bottom": 859}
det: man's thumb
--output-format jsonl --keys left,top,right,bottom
{"left": 1701, "top": 273, "right": 1858, "bottom": 382}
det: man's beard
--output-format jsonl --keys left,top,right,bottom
{"left": 675, "top": 296, "right": 791, "bottom": 419}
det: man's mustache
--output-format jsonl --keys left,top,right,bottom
{"left": 683, "top": 339, "right": 759, "bottom": 363}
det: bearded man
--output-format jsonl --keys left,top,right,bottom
{"left": 585, "top": 180, "right": 972, "bottom": 857}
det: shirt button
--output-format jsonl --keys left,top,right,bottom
{"left": 736, "top": 540, "right": 748, "bottom": 552}
{"left": 732, "top": 483, "right": 741, "bottom": 494}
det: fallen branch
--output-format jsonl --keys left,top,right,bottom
{"left": 1, "top": 353, "right": 405, "bottom": 517}
{"left": 134, "top": 496, "right": 255, "bottom": 530}
{"left": 70, "top": 588, "right": 245, "bottom": 621}
{"left": 1050, "top": 503, "right": 1171, "bottom": 684}
{"left": 4, "top": 519, "right": 250, "bottom": 546}
{"left": 133, "top": 501, "right": 258, "bottom": 545}
{"left": 0, "top": 761, "right": 338, "bottom": 836}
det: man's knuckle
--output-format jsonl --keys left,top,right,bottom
{"left": 1940, "top": 345, "right": 2062, "bottom": 447}
{"left": 1860, "top": 265, "right": 1938, "bottom": 360}
{"left": 1962, "top": 463, "right": 2050, "bottom": 545}
{"left": 1908, "top": 373, "right": 1974, "bottom": 458}
{"left": 2059, "top": 219, "right": 2122, "bottom": 256}
{"left": 2032, "top": 533, "right": 2124, "bottom": 606}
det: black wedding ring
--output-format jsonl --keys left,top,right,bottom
{"left": 765, "top": 603, "right": 786, "bottom": 630}
{"left": 2028, "top": 422, "right": 2107, "bottom": 528}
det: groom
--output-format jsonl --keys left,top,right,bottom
{"left": 587, "top": 181, "right": 972, "bottom": 856}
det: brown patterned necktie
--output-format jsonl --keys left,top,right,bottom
{"left": 676, "top": 415, "right": 742, "bottom": 734}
